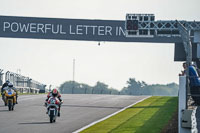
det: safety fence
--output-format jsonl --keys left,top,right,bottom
{"left": 0, "top": 69, "right": 46, "bottom": 94}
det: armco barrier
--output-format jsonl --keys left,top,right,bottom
{"left": 191, "top": 107, "right": 198, "bottom": 133}
{"left": 16, "top": 86, "right": 39, "bottom": 94}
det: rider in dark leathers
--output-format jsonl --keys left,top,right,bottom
{"left": 1, "top": 80, "right": 10, "bottom": 105}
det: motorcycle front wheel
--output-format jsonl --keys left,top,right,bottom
{"left": 8, "top": 101, "right": 12, "bottom": 111}
{"left": 50, "top": 116, "right": 53, "bottom": 123}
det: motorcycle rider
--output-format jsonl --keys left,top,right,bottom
{"left": 1, "top": 80, "right": 10, "bottom": 105}
{"left": 3, "top": 82, "right": 18, "bottom": 105}
{"left": 45, "top": 88, "right": 63, "bottom": 117}
{"left": 179, "top": 62, "right": 200, "bottom": 105}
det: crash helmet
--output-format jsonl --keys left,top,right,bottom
{"left": 52, "top": 89, "right": 58, "bottom": 97}
{"left": 6, "top": 80, "right": 10, "bottom": 83}
{"left": 8, "top": 83, "right": 13, "bottom": 87}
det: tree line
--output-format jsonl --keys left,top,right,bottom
{"left": 59, "top": 78, "right": 178, "bottom": 96}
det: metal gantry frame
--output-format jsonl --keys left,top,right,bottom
{"left": 125, "top": 14, "right": 200, "bottom": 38}
{"left": 176, "top": 21, "right": 193, "bottom": 109}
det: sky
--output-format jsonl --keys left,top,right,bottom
{"left": 0, "top": 0, "right": 199, "bottom": 90}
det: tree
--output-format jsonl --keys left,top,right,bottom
{"left": 125, "top": 78, "right": 143, "bottom": 95}
{"left": 59, "top": 81, "right": 82, "bottom": 94}
{"left": 120, "top": 78, "right": 178, "bottom": 96}
{"left": 93, "top": 81, "right": 108, "bottom": 94}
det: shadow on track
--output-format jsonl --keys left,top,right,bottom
{"left": 62, "top": 104, "right": 123, "bottom": 109}
{"left": 18, "top": 122, "right": 50, "bottom": 125}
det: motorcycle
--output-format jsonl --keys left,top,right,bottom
{"left": 4, "top": 88, "right": 16, "bottom": 111}
{"left": 46, "top": 97, "right": 60, "bottom": 123}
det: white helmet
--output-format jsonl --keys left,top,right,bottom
{"left": 8, "top": 83, "right": 13, "bottom": 87}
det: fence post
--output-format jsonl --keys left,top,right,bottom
{"left": 179, "top": 76, "right": 191, "bottom": 133}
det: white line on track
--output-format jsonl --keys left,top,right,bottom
{"left": 73, "top": 96, "right": 151, "bottom": 133}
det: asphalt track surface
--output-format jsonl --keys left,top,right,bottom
{"left": 0, "top": 94, "right": 148, "bottom": 133}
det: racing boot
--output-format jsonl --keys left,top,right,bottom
{"left": 16, "top": 96, "right": 18, "bottom": 104}
{"left": 58, "top": 110, "right": 60, "bottom": 117}
{"left": 2, "top": 96, "right": 7, "bottom": 106}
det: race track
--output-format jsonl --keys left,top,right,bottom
{"left": 0, "top": 94, "right": 148, "bottom": 133}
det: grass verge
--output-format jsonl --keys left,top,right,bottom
{"left": 81, "top": 96, "right": 178, "bottom": 133}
